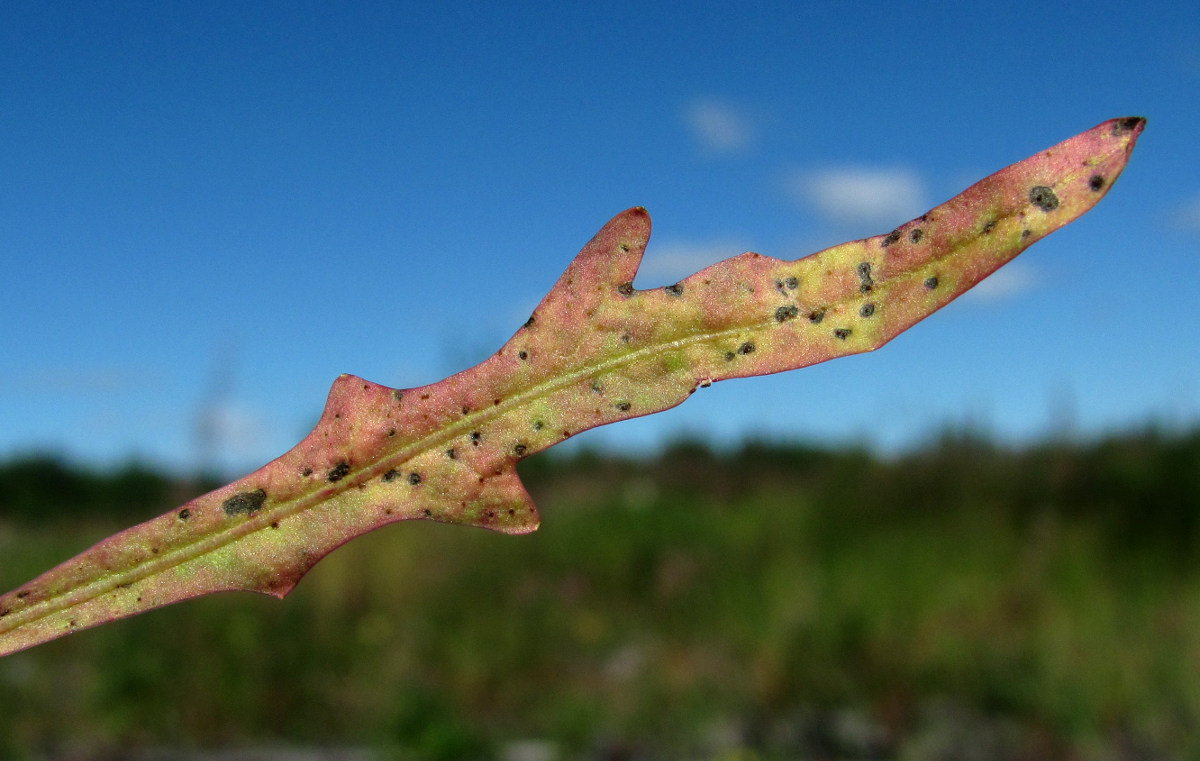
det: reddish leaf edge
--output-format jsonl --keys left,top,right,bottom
{"left": 0, "top": 117, "right": 1145, "bottom": 657}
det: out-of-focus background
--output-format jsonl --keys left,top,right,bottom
{"left": 2, "top": 2, "right": 1198, "bottom": 759}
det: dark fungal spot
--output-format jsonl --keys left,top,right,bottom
{"left": 408, "top": 472, "right": 422, "bottom": 485}
{"left": 982, "top": 220, "right": 997, "bottom": 234}
{"left": 517, "top": 350, "right": 528, "bottom": 360}
{"left": 619, "top": 242, "right": 631, "bottom": 252}
{"left": 882, "top": 230, "right": 901, "bottom": 248}
{"left": 271, "top": 521, "right": 280, "bottom": 529}
{"left": 16, "top": 590, "right": 30, "bottom": 599}
{"left": 471, "top": 431, "right": 482, "bottom": 445}
{"left": 523, "top": 315, "right": 536, "bottom": 329}
{"left": 392, "top": 389, "right": 404, "bottom": 403}
{"left": 446, "top": 448, "right": 457, "bottom": 459}
{"left": 724, "top": 351, "right": 736, "bottom": 362}
{"left": 327, "top": 461, "right": 351, "bottom": 482}
{"left": 924, "top": 276, "right": 939, "bottom": 290}
{"left": 775, "top": 305, "right": 799, "bottom": 322}
{"left": 302, "top": 467, "right": 313, "bottom": 477}
{"left": 382, "top": 469, "right": 400, "bottom": 482}
{"left": 420, "top": 393, "right": 430, "bottom": 400}
{"left": 615, "top": 401, "right": 632, "bottom": 412}
{"left": 617, "top": 281, "right": 635, "bottom": 296}
{"left": 423, "top": 508, "right": 432, "bottom": 517}
{"left": 533, "top": 420, "right": 544, "bottom": 430}
{"left": 0, "top": 609, "right": 8, "bottom": 617}
{"left": 493, "top": 398, "right": 502, "bottom": 406}
{"left": 860, "top": 303, "right": 876, "bottom": 318}
{"left": 513, "top": 443, "right": 528, "bottom": 456}
{"left": 909, "top": 228, "right": 924, "bottom": 243}
{"left": 1113, "top": 117, "right": 1143, "bottom": 135}
{"left": 591, "top": 380, "right": 604, "bottom": 393}
{"left": 1030, "top": 186, "right": 1059, "bottom": 211}
{"left": 833, "top": 328, "right": 852, "bottom": 340}
{"left": 178, "top": 508, "right": 191, "bottom": 521}
{"left": 808, "top": 309, "right": 826, "bottom": 324}
{"left": 857, "top": 262, "right": 874, "bottom": 292}
{"left": 785, "top": 276, "right": 799, "bottom": 290}
{"left": 738, "top": 342, "right": 755, "bottom": 355}
{"left": 222, "top": 488, "right": 267, "bottom": 517}
{"left": 387, "top": 428, "right": 396, "bottom": 437}
{"left": 665, "top": 283, "right": 684, "bottom": 297}
{"left": 1089, "top": 174, "right": 1105, "bottom": 191}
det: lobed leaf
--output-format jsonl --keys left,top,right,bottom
{"left": 0, "top": 117, "right": 1145, "bottom": 657}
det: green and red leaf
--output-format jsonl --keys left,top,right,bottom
{"left": 0, "top": 117, "right": 1145, "bottom": 657}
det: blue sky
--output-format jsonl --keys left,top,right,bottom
{"left": 2, "top": 2, "right": 1197, "bottom": 475}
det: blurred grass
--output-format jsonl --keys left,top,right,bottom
{"left": 1, "top": 427, "right": 1198, "bottom": 759}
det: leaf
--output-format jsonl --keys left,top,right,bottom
{"left": 0, "top": 117, "right": 1145, "bottom": 657}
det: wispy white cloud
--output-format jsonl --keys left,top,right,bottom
{"left": 194, "top": 400, "right": 272, "bottom": 473}
{"left": 636, "top": 239, "right": 750, "bottom": 285}
{"left": 683, "top": 99, "right": 756, "bottom": 155}
{"left": 1170, "top": 194, "right": 1200, "bottom": 231}
{"left": 962, "top": 262, "right": 1039, "bottom": 303}
{"left": 786, "top": 166, "right": 928, "bottom": 231}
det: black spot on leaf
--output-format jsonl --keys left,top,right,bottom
{"left": 1113, "top": 117, "right": 1143, "bottom": 135}
{"left": 383, "top": 469, "right": 400, "bottom": 482}
{"left": 724, "top": 352, "right": 736, "bottom": 361}
{"left": 924, "top": 276, "right": 939, "bottom": 290}
{"left": 1030, "top": 186, "right": 1059, "bottom": 211}
{"left": 223, "top": 488, "right": 267, "bottom": 517}
{"left": 446, "top": 448, "right": 457, "bottom": 459}
{"left": 513, "top": 443, "right": 528, "bottom": 456}
{"left": 909, "top": 228, "right": 924, "bottom": 243}
{"left": 881, "top": 230, "right": 901, "bottom": 248}
{"left": 785, "top": 276, "right": 799, "bottom": 289}
{"left": 665, "top": 283, "right": 684, "bottom": 296}
{"left": 327, "top": 461, "right": 351, "bottom": 482}
{"left": 408, "top": 472, "right": 422, "bottom": 485}
{"left": 392, "top": 390, "right": 404, "bottom": 403}
{"left": 518, "top": 350, "right": 528, "bottom": 360}
{"left": 982, "top": 220, "right": 997, "bottom": 234}
{"left": 615, "top": 401, "right": 632, "bottom": 412}
{"left": 857, "top": 262, "right": 874, "bottom": 292}
{"left": 523, "top": 315, "right": 536, "bottom": 328}
{"left": 471, "top": 431, "right": 482, "bottom": 445}
{"left": 178, "top": 508, "right": 191, "bottom": 521}
{"left": 833, "top": 328, "right": 852, "bottom": 340}
{"left": 738, "top": 342, "right": 755, "bottom": 355}
{"left": 775, "top": 305, "right": 799, "bottom": 322}
{"left": 860, "top": 303, "right": 875, "bottom": 318}
{"left": 808, "top": 309, "right": 826, "bottom": 324}
{"left": 1089, "top": 175, "right": 1105, "bottom": 191}
{"left": 617, "top": 282, "right": 635, "bottom": 296}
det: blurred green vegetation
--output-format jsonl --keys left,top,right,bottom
{"left": 1, "top": 427, "right": 1198, "bottom": 759}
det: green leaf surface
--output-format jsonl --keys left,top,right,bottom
{"left": 0, "top": 117, "right": 1145, "bottom": 657}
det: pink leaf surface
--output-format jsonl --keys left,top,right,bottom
{"left": 0, "top": 117, "right": 1144, "bottom": 657}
